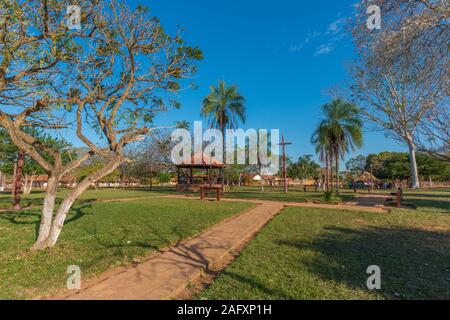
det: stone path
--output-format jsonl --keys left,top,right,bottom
{"left": 63, "top": 195, "right": 387, "bottom": 300}
{"left": 65, "top": 201, "right": 284, "bottom": 300}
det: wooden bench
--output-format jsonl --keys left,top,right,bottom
{"left": 199, "top": 185, "right": 222, "bottom": 201}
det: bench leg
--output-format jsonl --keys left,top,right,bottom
{"left": 217, "top": 189, "right": 221, "bottom": 201}
{"left": 200, "top": 189, "right": 205, "bottom": 200}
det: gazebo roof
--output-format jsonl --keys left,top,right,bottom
{"left": 355, "top": 171, "right": 381, "bottom": 183}
{"left": 176, "top": 153, "right": 225, "bottom": 169}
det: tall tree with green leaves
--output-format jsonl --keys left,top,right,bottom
{"left": 201, "top": 80, "right": 246, "bottom": 192}
{"left": 312, "top": 99, "right": 363, "bottom": 193}
{"left": 346, "top": 155, "right": 367, "bottom": 176}
{"left": 0, "top": 128, "right": 73, "bottom": 210}
{"left": 311, "top": 122, "right": 332, "bottom": 191}
{"left": 0, "top": 1, "right": 201, "bottom": 250}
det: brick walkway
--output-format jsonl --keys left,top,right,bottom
{"left": 65, "top": 201, "right": 284, "bottom": 300}
{"left": 63, "top": 195, "right": 386, "bottom": 300}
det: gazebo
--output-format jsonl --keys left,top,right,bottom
{"left": 176, "top": 153, "right": 225, "bottom": 192}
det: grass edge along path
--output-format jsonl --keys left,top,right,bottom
{"left": 64, "top": 201, "right": 283, "bottom": 300}
{"left": 195, "top": 206, "right": 450, "bottom": 300}
{"left": 0, "top": 197, "right": 253, "bottom": 300}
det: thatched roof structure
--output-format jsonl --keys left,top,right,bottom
{"left": 354, "top": 171, "right": 381, "bottom": 183}
{"left": 176, "top": 153, "right": 225, "bottom": 169}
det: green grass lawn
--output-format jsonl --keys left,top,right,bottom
{"left": 0, "top": 187, "right": 176, "bottom": 210}
{"left": 401, "top": 189, "right": 450, "bottom": 214}
{"left": 222, "top": 186, "right": 355, "bottom": 203}
{"left": 196, "top": 195, "right": 450, "bottom": 300}
{"left": 365, "top": 187, "right": 450, "bottom": 214}
{"left": 0, "top": 197, "right": 253, "bottom": 299}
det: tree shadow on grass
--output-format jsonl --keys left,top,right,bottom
{"left": 65, "top": 203, "right": 94, "bottom": 225}
{"left": 84, "top": 224, "right": 218, "bottom": 270}
{"left": 403, "top": 199, "right": 450, "bottom": 213}
{"left": 214, "top": 270, "right": 297, "bottom": 300}
{"left": 0, "top": 203, "right": 93, "bottom": 241}
{"left": 403, "top": 193, "right": 450, "bottom": 199}
{"left": 276, "top": 226, "right": 450, "bottom": 299}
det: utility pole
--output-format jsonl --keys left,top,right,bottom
{"left": 279, "top": 135, "right": 292, "bottom": 193}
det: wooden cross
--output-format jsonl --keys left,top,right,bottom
{"left": 279, "top": 134, "right": 292, "bottom": 193}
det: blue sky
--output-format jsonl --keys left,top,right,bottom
{"left": 129, "top": 0, "right": 405, "bottom": 163}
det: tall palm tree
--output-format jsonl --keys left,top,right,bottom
{"left": 201, "top": 80, "right": 246, "bottom": 192}
{"left": 311, "top": 123, "right": 332, "bottom": 191}
{"left": 312, "top": 99, "right": 363, "bottom": 193}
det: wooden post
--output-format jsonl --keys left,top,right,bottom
{"left": 200, "top": 187, "right": 205, "bottom": 200}
{"left": 220, "top": 167, "right": 224, "bottom": 194}
{"left": 13, "top": 151, "right": 24, "bottom": 210}
{"left": 216, "top": 188, "right": 221, "bottom": 201}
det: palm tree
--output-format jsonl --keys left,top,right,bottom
{"left": 201, "top": 80, "right": 246, "bottom": 192}
{"left": 311, "top": 123, "right": 332, "bottom": 191}
{"left": 312, "top": 99, "right": 363, "bottom": 193}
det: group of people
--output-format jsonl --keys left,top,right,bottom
{"left": 349, "top": 181, "right": 405, "bottom": 193}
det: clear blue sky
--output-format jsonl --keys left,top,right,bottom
{"left": 130, "top": 0, "right": 405, "bottom": 163}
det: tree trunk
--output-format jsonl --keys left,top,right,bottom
{"left": 45, "top": 158, "right": 122, "bottom": 248}
{"left": 13, "top": 151, "right": 24, "bottom": 210}
{"left": 328, "top": 152, "right": 333, "bottom": 191}
{"left": 407, "top": 141, "right": 420, "bottom": 189}
{"left": 22, "top": 174, "right": 28, "bottom": 194}
{"left": 221, "top": 127, "right": 225, "bottom": 194}
{"left": 31, "top": 175, "right": 59, "bottom": 251}
{"left": 325, "top": 153, "right": 330, "bottom": 192}
{"left": 260, "top": 165, "right": 264, "bottom": 192}
{"left": 149, "top": 170, "right": 153, "bottom": 191}
{"left": 0, "top": 171, "right": 4, "bottom": 191}
{"left": 23, "top": 173, "right": 35, "bottom": 195}
{"left": 335, "top": 148, "right": 340, "bottom": 194}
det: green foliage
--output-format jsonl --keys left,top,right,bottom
{"left": 286, "top": 155, "right": 321, "bottom": 180}
{"left": 322, "top": 190, "right": 341, "bottom": 203}
{"left": 345, "top": 155, "right": 367, "bottom": 176}
{"left": 75, "top": 159, "right": 120, "bottom": 183}
{"left": 0, "top": 128, "right": 73, "bottom": 175}
{"left": 156, "top": 172, "right": 172, "bottom": 184}
{"left": 201, "top": 80, "right": 246, "bottom": 131}
{"left": 365, "top": 152, "right": 449, "bottom": 181}
{"left": 311, "top": 99, "right": 363, "bottom": 192}
{"left": 312, "top": 99, "right": 363, "bottom": 160}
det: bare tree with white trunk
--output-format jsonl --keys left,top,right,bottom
{"left": 350, "top": 0, "right": 449, "bottom": 188}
